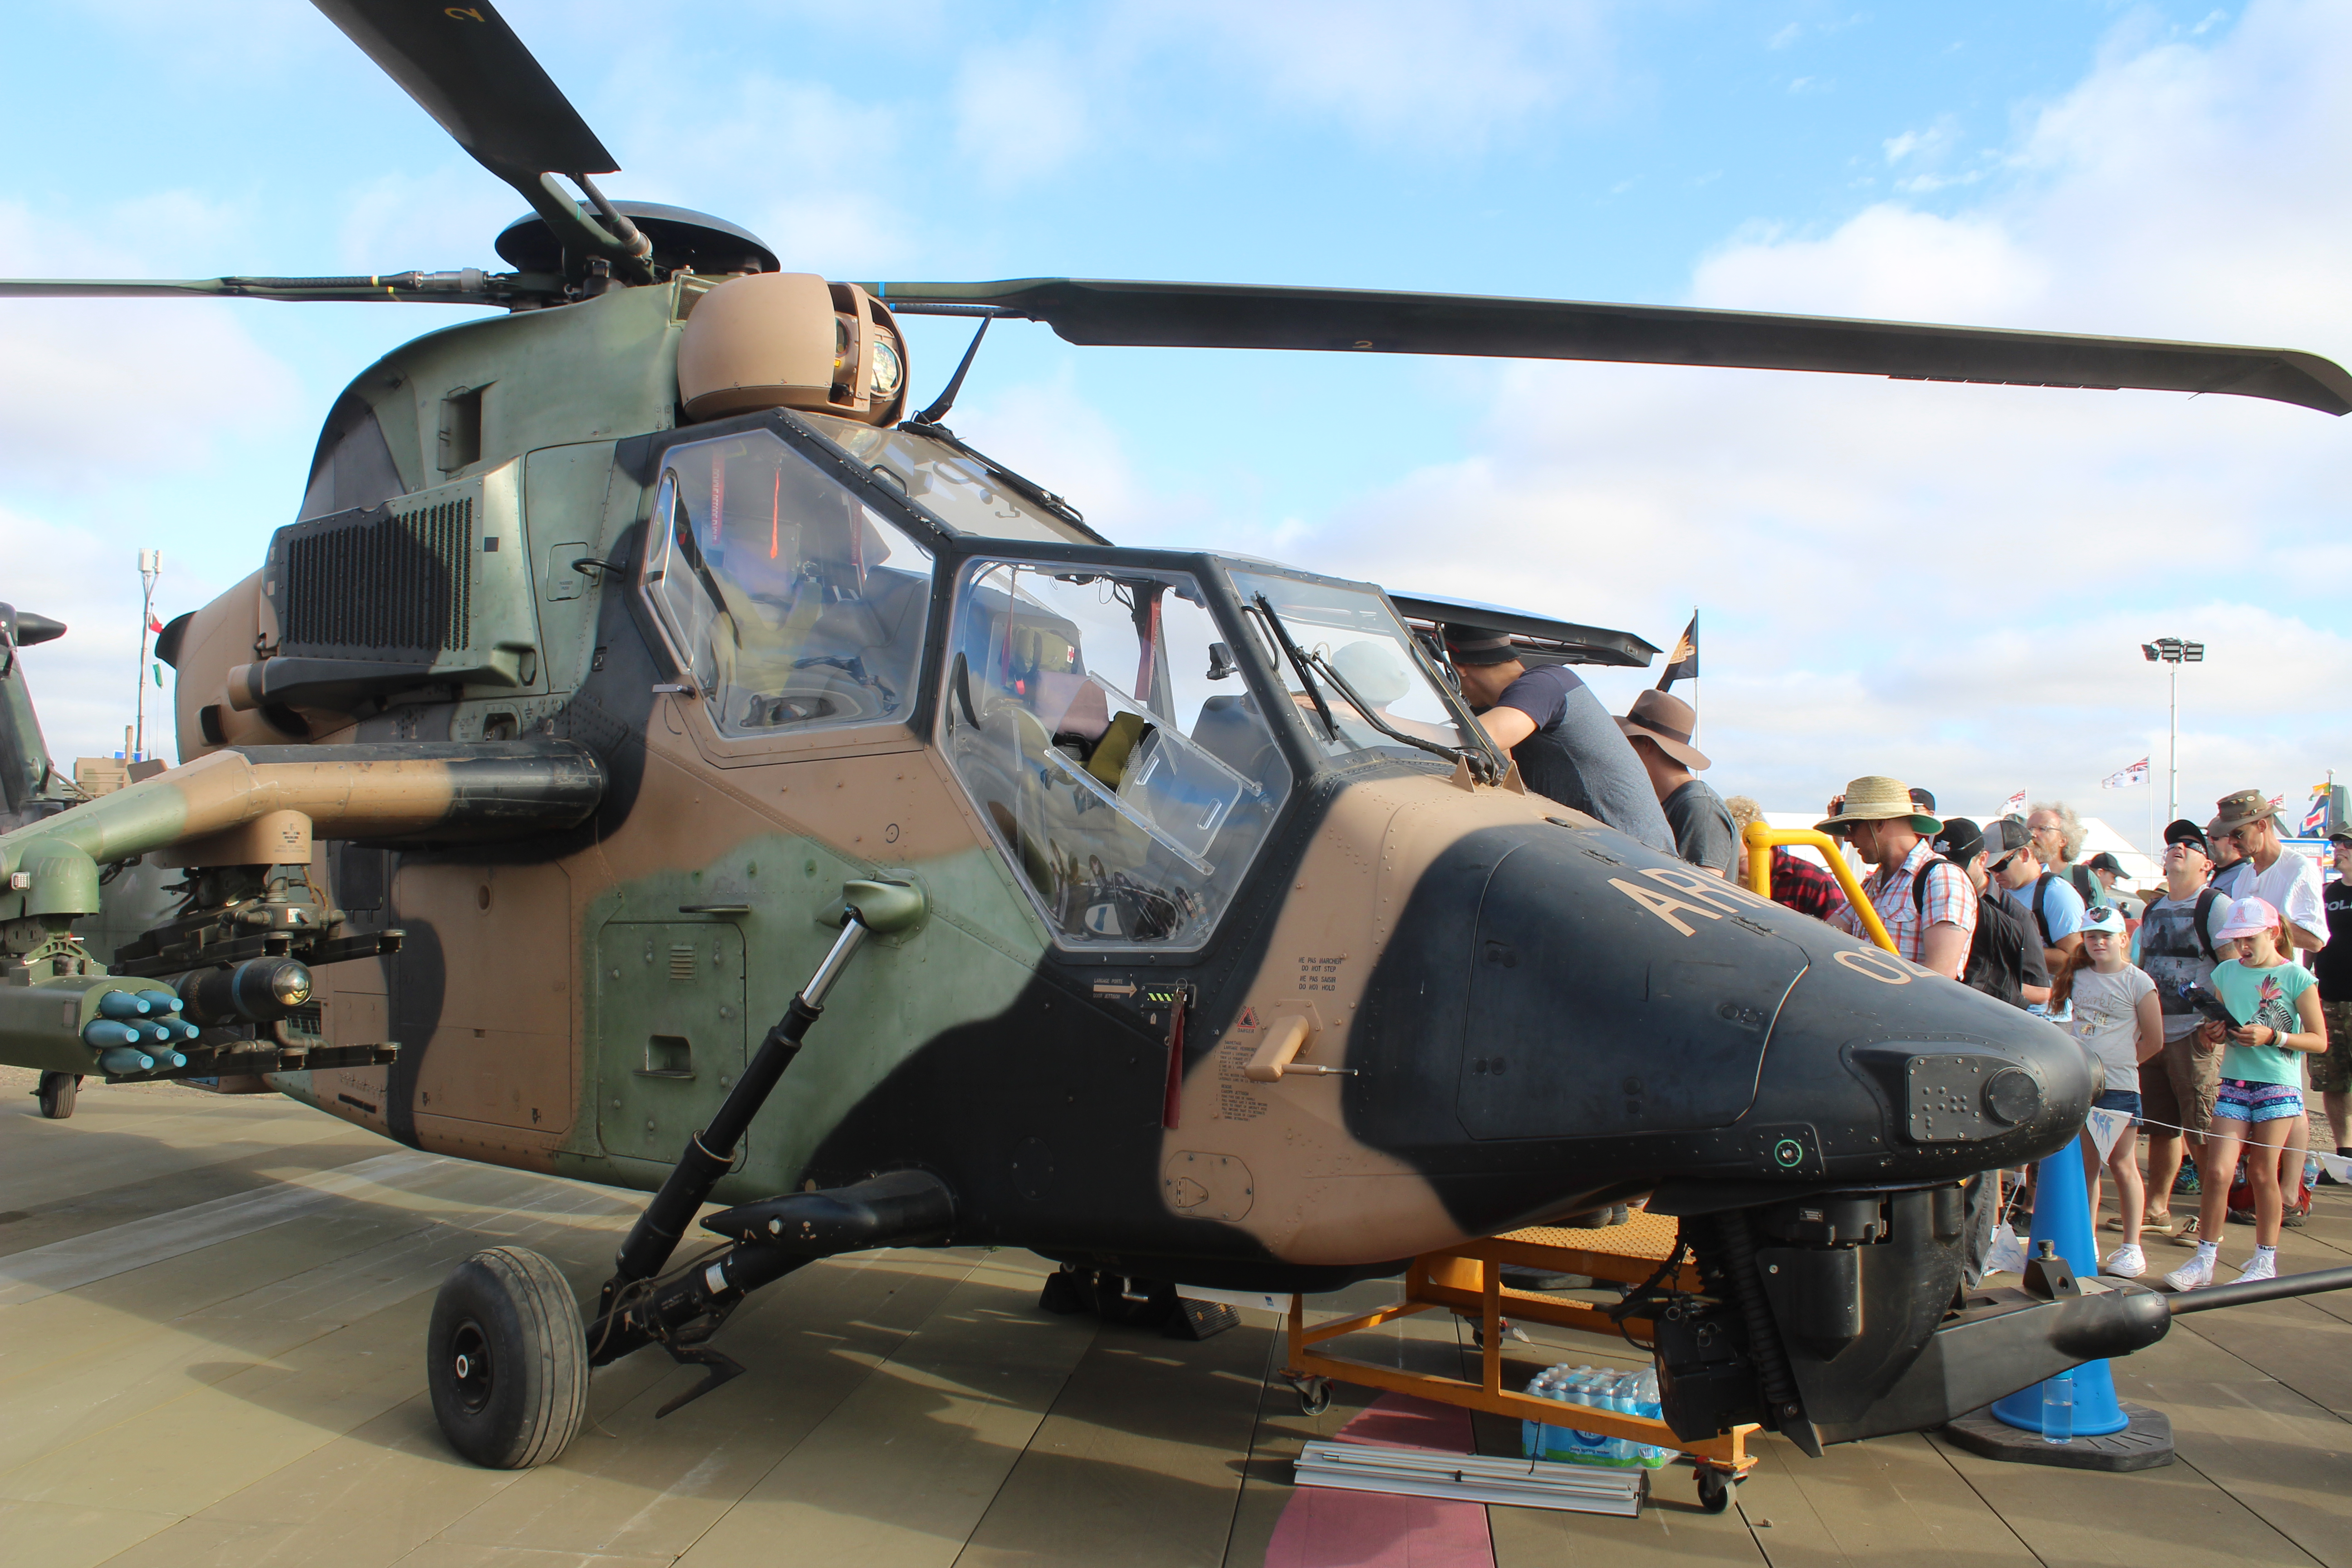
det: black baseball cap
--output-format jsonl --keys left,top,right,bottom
{"left": 2163, "top": 818, "right": 2210, "bottom": 853}
{"left": 2086, "top": 851, "right": 2124, "bottom": 876}
{"left": 1443, "top": 627, "right": 1520, "bottom": 666}
{"left": 1909, "top": 787, "right": 1937, "bottom": 813}
{"left": 1931, "top": 817, "right": 1983, "bottom": 863}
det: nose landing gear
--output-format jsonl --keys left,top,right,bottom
{"left": 424, "top": 1246, "right": 588, "bottom": 1470}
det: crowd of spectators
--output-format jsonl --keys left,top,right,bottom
{"left": 1444, "top": 651, "right": 2344, "bottom": 1291}
{"left": 1738, "top": 778, "right": 2347, "bottom": 1292}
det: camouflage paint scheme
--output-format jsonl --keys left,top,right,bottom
{"left": 25, "top": 276, "right": 2087, "bottom": 1297}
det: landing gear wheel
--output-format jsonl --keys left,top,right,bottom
{"left": 426, "top": 1246, "right": 588, "bottom": 1469}
{"left": 35, "top": 1073, "right": 80, "bottom": 1119}
{"left": 1695, "top": 1467, "right": 1737, "bottom": 1514}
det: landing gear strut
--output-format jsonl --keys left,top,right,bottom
{"left": 421, "top": 881, "right": 940, "bottom": 1469}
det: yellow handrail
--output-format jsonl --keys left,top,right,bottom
{"left": 1743, "top": 823, "right": 1896, "bottom": 954}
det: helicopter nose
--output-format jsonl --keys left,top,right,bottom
{"left": 1341, "top": 819, "right": 2090, "bottom": 1224}
{"left": 1748, "top": 926, "right": 2094, "bottom": 1182}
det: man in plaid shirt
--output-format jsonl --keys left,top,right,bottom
{"left": 1819, "top": 775, "right": 1976, "bottom": 979}
{"left": 1725, "top": 794, "right": 1849, "bottom": 921}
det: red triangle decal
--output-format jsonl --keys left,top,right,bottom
{"left": 1236, "top": 1005, "right": 1260, "bottom": 1031}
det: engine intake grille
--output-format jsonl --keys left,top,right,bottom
{"left": 280, "top": 498, "right": 473, "bottom": 657}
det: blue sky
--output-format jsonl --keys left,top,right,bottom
{"left": 4, "top": 1, "right": 2345, "bottom": 848}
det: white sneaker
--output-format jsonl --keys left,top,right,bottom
{"left": 2234, "top": 1250, "right": 2278, "bottom": 1284}
{"left": 2163, "top": 1253, "right": 2215, "bottom": 1291}
{"left": 2103, "top": 1244, "right": 2147, "bottom": 1278}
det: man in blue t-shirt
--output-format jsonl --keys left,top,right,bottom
{"left": 1444, "top": 628, "right": 1673, "bottom": 853}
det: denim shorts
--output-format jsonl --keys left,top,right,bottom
{"left": 2215, "top": 1078, "right": 2304, "bottom": 1125}
{"left": 2092, "top": 1088, "right": 2143, "bottom": 1129}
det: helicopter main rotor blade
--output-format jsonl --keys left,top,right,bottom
{"left": 866, "top": 279, "right": 2352, "bottom": 416}
{"left": 310, "top": 0, "right": 614, "bottom": 177}
{"left": 309, "top": 0, "right": 645, "bottom": 277}
{"left": 0, "top": 272, "right": 518, "bottom": 305}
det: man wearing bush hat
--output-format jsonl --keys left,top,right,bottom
{"left": 1817, "top": 775, "right": 1976, "bottom": 980}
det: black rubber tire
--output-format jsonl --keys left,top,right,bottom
{"left": 35, "top": 1073, "right": 80, "bottom": 1119}
{"left": 1696, "top": 1468, "right": 1734, "bottom": 1514}
{"left": 426, "top": 1246, "right": 588, "bottom": 1469}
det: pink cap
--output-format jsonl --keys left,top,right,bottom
{"left": 2215, "top": 895, "right": 2279, "bottom": 939}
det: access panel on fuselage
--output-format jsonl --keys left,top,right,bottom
{"left": 596, "top": 922, "right": 749, "bottom": 1159}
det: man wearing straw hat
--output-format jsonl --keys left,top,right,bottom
{"left": 1818, "top": 776, "right": 1977, "bottom": 981}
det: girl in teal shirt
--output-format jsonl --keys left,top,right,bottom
{"left": 2164, "top": 897, "right": 2326, "bottom": 1289}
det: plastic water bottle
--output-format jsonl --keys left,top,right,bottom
{"left": 1522, "top": 1367, "right": 1558, "bottom": 1458}
{"left": 1602, "top": 1370, "right": 1640, "bottom": 1463}
{"left": 1632, "top": 1367, "right": 1669, "bottom": 1467}
{"left": 2041, "top": 1371, "right": 2074, "bottom": 1444}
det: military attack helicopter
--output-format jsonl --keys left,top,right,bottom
{"left": 4, "top": 0, "right": 2352, "bottom": 1480}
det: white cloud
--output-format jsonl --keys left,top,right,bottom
{"left": 1233, "top": 1, "right": 2352, "bottom": 836}
{"left": 0, "top": 201, "right": 304, "bottom": 486}
{"left": 1115, "top": 0, "right": 1618, "bottom": 146}
{"left": 953, "top": 42, "right": 1093, "bottom": 191}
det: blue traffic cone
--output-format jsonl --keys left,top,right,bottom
{"left": 1989, "top": 1140, "right": 2129, "bottom": 1438}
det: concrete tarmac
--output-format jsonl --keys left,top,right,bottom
{"left": 2, "top": 1068, "right": 2347, "bottom": 1567}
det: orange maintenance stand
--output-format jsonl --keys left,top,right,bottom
{"left": 1280, "top": 1210, "right": 1758, "bottom": 1512}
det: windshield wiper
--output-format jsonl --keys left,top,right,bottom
{"left": 1250, "top": 595, "right": 1338, "bottom": 740}
{"left": 1305, "top": 647, "right": 1498, "bottom": 782}
{"left": 1251, "top": 595, "right": 1498, "bottom": 783}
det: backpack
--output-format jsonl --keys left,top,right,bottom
{"left": 1912, "top": 856, "right": 2032, "bottom": 1007}
{"left": 2068, "top": 863, "right": 2100, "bottom": 907}
{"left": 2029, "top": 872, "right": 2073, "bottom": 950}
{"left": 2144, "top": 887, "right": 2222, "bottom": 964}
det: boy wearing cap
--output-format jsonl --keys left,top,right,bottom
{"left": 2132, "top": 820, "right": 2231, "bottom": 1223}
{"left": 1443, "top": 628, "right": 1675, "bottom": 854}
{"left": 1818, "top": 778, "right": 1975, "bottom": 981}
{"left": 1987, "top": 818, "right": 2088, "bottom": 975}
{"left": 1617, "top": 689, "right": 1736, "bottom": 876}
{"left": 2163, "top": 896, "right": 2328, "bottom": 1290}
{"left": 2314, "top": 830, "right": 2352, "bottom": 1168}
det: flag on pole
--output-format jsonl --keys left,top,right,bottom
{"left": 1998, "top": 789, "right": 2027, "bottom": 817}
{"left": 147, "top": 615, "right": 163, "bottom": 634}
{"left": 2100, "top": 757, "right": 2148, "bottom": 789}
{"left": 2269, "top": 793, "right": 2287, "bottom": 812}
{"left": 1655, "top": 613, "right": 1697, "bottom": 691}
{"left": 2304, "top": 793, "right": 2330, "bottom": 834}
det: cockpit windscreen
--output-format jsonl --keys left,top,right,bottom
{"left": 941, "top": 561, "right": 1292, "bottom": 948}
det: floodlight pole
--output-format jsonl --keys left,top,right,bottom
{"left": 2141, "top": 637, "right": 2204, "bottom": 834}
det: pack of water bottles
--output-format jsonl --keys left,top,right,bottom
{"left": 1519, "top": 1363, "right": 1673, "bottom": 1468}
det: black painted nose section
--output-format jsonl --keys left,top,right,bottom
{"left": 1343, "top": 818, "right": 2090, "bottom": 1235}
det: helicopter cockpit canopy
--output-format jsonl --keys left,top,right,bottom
{"left": 942, "top": 560, "right": 1295, "bottom": 949}
{"left": 640, "top": 428, "right": 934, "bottom": 735}
{"left": 940, "top": 554, "right": 1492, "bottom": 950}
